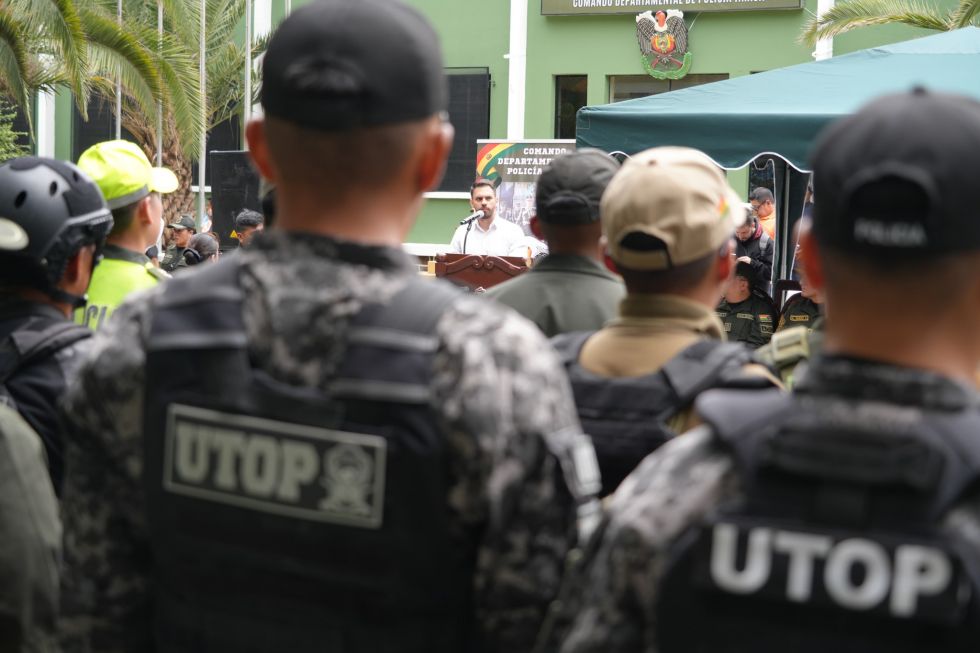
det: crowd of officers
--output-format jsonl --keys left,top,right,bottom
{"left": 2, "top": 1, "right": 980, "bottom": 652}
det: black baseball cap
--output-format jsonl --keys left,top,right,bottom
{"left": 261, "top": 0, "right": 447, "bottom": 132}
{"left": 169, "top": 214, "right": 195, "bottom": 230}
{"left": 810, "top": 88, "right": 980, "bottom": 256}
{"left": 536, "top": 149, "right": 620, "bottom": 225}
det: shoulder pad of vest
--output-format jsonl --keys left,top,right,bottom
{"left": 661, "top": 340, "right": 758, "bottom": 404}
{"left": 550, "top": 331, "right": 594, "bottom": 367}
{"left": 2, "top": 321, "right": 91, "bottom": 385}
{"left": 694, "top": 387, "right": 788, "bottom": 448}
{"left": 350, "top": 278, "right": 461, "bottom": 338}
{"left": 756, "top": 326, "right": 811, "bottom": 370}
{"left": 146, "top": 263, "right": 171, "bottom": 282}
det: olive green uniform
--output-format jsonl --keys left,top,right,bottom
{"left": 160, "top": 245, "right": 188, "bottom": 273}
{"left": 483, "top": 254, "right": 624, "bottom": 337}
{"left": 776, "top": 294, "right": 821, "bottom": 333}
{"left": 0, "top": 405, "right": 61, "bottom": 653}
{"left": 716, "top": 294, "right": 775, "bottom": 348}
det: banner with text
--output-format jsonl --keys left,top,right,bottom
{"left": 542, "top": 0, "right": 802, "bottom": 15}
{"left": 475, "top": 139, "right": 576, "bottom": 235}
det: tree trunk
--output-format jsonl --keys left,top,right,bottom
{"left": 162, "top": 141, "right": 196, "bottom": 221}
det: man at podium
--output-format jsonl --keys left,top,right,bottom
{"left": 449, "top": 179, "right": 526, "bottom": 255}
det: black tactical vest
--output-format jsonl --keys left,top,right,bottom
{"left": 551, "top": 334, "right": 761, "bottom": 497}
{"left": 656, "top": 386, "right": 980, "bottom": 653}
{"left": 142, "top": 258, "right": 477, "bottom": 653}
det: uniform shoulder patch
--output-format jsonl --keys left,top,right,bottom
{"left": 759, "top": 314, "right": 772, "bottom": 323}
{"left": 790, "top": 314, "right": 810, "bottom": 322}
{"left": 146, "top": 263, "right": 172, "bottom": 282}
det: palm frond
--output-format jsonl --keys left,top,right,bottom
{"left": 141, "top": 24, "right": 203, "bottom": 156}
{"left": 79, "top": 7, "right": 163, "bottom": 105}
{"left": 204, "top": 0, "right": 245, "bottom": 51}
{"left": 800, "top": 0, "right": 950, "bottom": 45}
{"left": 20, "top": 0, "right": 90, "bottom": 115}
{"left": 0, "top": 9, "right": 33, "bottom": 129}
{"left": 950, "top": 0, "right": 980, "bottom": 27}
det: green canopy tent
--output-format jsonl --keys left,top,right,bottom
{"left": 577, "top": 27, "right": 980, "bottom": 277}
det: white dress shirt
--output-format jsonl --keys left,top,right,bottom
{"left": 449, "top": 216, "right": 527, "bottom": 256}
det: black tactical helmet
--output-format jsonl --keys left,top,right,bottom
{"left": 0, "top": 157, "right": 113, "bottom": 301}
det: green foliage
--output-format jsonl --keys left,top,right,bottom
{"left": 0, "top": 102, "right": 28, "bottom": 163}
{"left": 802, "top": 0, "right": 980, "bottom": 45}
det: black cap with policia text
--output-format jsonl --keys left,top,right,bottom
{"left": 811, "top": 87, "right": 980, "bottom": 257}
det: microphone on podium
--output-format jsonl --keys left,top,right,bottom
{"left": 459, "top": 210, "right": 485, "bottom": 225}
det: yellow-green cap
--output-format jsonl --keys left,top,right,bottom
{"left": 77, "top": 140, "right": 178, "bottom": 210}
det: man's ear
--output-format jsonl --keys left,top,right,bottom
{"left": 136, "top": 195, "right": 153, "bottom": 226}
{"left": 716, "top": 241, "right": 734, "bottom": 283}
{"left": 59, "top": 246, "right": 93, "bottom": 296}
{"left": 530, "top": 216, "right": 543, "bottom": 240}
{"left": 62, "top": 250, "right": 84, "bottom": 284}
{"left": 603, "top": 252, "right": 619, "bottom": 276}
{"left": 246, "top": 119, "right": 277, "bottom": 183}
{"left": 600, "top": 236, "right": 619, "bottom": 274}
{"left": 799, "top": 230, "right": 825, "bottom": 293}
{"left": 416, "top": 118, "right": 454, "bottom": 193}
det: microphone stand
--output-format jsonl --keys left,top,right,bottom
{"left": 463, "top": 219, "right": 474, "bottom": 254}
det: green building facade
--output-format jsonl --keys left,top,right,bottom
{"left": 41, "top": 0, "right": 937, "bottom": 247}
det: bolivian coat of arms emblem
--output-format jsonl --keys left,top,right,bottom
{"left": 636, "top": 10, "right": 691, "bottom": 80}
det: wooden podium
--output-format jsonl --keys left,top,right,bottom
{"left": 434, "top": 253, "right": 528, "bottom": 290}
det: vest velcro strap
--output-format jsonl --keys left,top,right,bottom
{"left": 762, "top": 428, "right": 944, "bottom": 491}
{"left": 347, "top": 327, "right": 439, "bottom": 353}
{"left": 155, "top": 283, "right": 243, "bottom": 309}
{"left": 150, "top": 330, "right": 249, "bottom": 351}
{"left": 329, "top": 378, "right": 431, "bottom": 404}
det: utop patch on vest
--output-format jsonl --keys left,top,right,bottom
{"left": 691, "top": 520, "right": 970, "bottom": 623}
{"left": 164, "top": 404, "right": 386, "bottom": 528}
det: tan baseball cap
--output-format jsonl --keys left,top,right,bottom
{"left": 601, "top": 147, "right": 746, "bottom": 271}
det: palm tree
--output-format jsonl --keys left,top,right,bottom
{"left": 0, "top": 0, "right": 264, "bottom": 219}
{"left": 802, "top": 0, "right": 980, "bottom": 45}
{"left": 0, "top": 0, "right": 164, "bottom": 133}
{"left": 91, "top": 0, "right": 266, "bottom": 218}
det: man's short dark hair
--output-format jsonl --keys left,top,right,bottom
{"left": 616, "top": 244, "right": 719, "bottom": 294}
{"left": 749, "top": 187, "right": 774, "bottom": 204}
{"left": 235, "top": 209, "right": 264, "bottom": 232}
{"left": 109, "top": 192, "right": 158, "bottom": 237}
{"left": 264, "top": 117, "right": 427, "bottom": 196}
{"left": 470, "top": 179, "right": 495, "bottom": 197}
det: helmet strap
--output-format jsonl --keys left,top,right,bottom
{"left": 47, "top": 287, "right": 88, "bottom": 310}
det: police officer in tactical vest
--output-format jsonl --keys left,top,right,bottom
{"left": 0, "top": 157, "right": 113, "bottom": 493}
{"left": 551, "top": 147, "right": 778, "bottom": 498}
{"left": 558, "top": 88, "right": 980, "bottom": 653}
{"left": 74, "top": 140, "right": 177, "bottom": 330}
{"left": 58, "top": 2, "right": 598, "bottom": 652}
